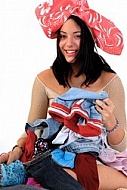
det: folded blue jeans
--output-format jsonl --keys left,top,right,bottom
{"left": 24, "top": 151, "right": 84, "bottom": 190}
{"left": 0, "top": 185, "right": 47, "bottom": 190}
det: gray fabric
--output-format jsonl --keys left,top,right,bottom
{"left": 0, "top": 185, "right": 48, "bottom": 189}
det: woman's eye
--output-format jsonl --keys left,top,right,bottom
{"left": 60, "top": 35, "right": 66, "bottom": 39}
{"left": 74, "top": 35, "right": 81, "bottom": 39}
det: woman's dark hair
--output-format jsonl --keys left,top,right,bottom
{"left": 51, "top": 15, "right": 115, "bottom": 87}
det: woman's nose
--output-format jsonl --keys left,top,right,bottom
{"left": 66, "top": 37, "right": 73, "bottom": 47}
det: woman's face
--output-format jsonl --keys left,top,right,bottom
{"left": 59, "top": 18, "right": 81, "bottom": 63}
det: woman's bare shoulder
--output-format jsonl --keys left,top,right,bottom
{"left": 38, "top": 68, "right": 54, "bottom": 80}
{"left": 37, "top": 68, "right": 61, "bottom": 92}
{"left": 37, "top": 68, "right": 69, "bottom": 94}
{"left": 37, "top": 68, "right": 57, "bottom": 85}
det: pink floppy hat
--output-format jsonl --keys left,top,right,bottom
{"left": 35, "top": 0, "right": 124, "bottom": 55}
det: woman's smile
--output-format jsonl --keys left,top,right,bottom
{"left": 59, "top": 18, "right": 81, "bottom": 63}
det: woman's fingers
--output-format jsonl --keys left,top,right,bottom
{"left": 6, "top": 151, "right": 20, "bottom": 165}
{"left": 0, "top": 151, "right": 20, "bottom": 165}
{"left": 96, "top": 98, "right": 114, "bottom": 113}
{"left": 95, "top": 98, "right": 115, "bottom": 124}
{"left": 0, "top": 152, "right": 10, "bottom": 163}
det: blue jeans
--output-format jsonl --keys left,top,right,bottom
{"left": 0, "top": 185, "right": 47, "bottom": 190}
{"left": 24, "top": 151, "right": 84, "bottom": 190}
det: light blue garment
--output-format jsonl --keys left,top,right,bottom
{"left": 58, "top": 87, "right": 108, "bottom": 101}
{"left": 49, "top": 87, "right": 108, "bottom": 121}
{"left": 25, "top": 118, "right": 62, "bottom": 139}
{"left": 26, "top": 88, "right": 108, "bottom": 156}
{"left": 48, "top": 88, "right": 108, "bottom": 155}
{"left": 51, "top": 148, "right": 76, "bottom": 168}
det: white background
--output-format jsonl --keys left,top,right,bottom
{"left": 0, "top": 0, "right": 127, "bottom": 153}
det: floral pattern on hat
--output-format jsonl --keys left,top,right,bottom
{"left": 35, "top": 0, "right": 124, "bottom": 55}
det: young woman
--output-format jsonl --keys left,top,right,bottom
{"left": 0, "top": 0, "right": 127, "bottom": 189}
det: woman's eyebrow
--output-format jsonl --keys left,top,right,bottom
{"left": 60, "top": 31, "right": 66, "bottom": 34}
{"left": 60, "top": 31, "right": 81, "bottom": 34}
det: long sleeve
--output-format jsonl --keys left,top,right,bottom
{"left": 104, "top": 75, "right": 127, "bottom": 151}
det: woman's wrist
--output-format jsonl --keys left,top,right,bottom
{"left": 12, "top": 145, "right": 24, "bottom": 154}
{"left": 104, "top": 115, "right": 117, "bottom": 130}
{"left": 106, "top": 119, "right": 119, "bottom": 134}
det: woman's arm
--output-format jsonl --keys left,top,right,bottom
{"left": 0, "top": 76, "right": 49, "bottom": 164}
{"left": 15, "top": 76, "right": 49, "bottom": 150}
{"left": 98, "top": 75, "right": 127, "bottom": 151}
{"left": 27, "top": 76, "right": 49, "bottom": 123}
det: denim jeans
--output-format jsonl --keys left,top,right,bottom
{"left": 0, "top": 185, "right": 47, "bottom": 190}
{"left": 24, "top": 151, "right": 84, "bottom": 190}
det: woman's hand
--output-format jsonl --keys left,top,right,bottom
{"left": 95, "top": 97, "right": 116, "bottom": 130}
{"left": 0, "top": 147, "right": 23, "bottom": 165}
